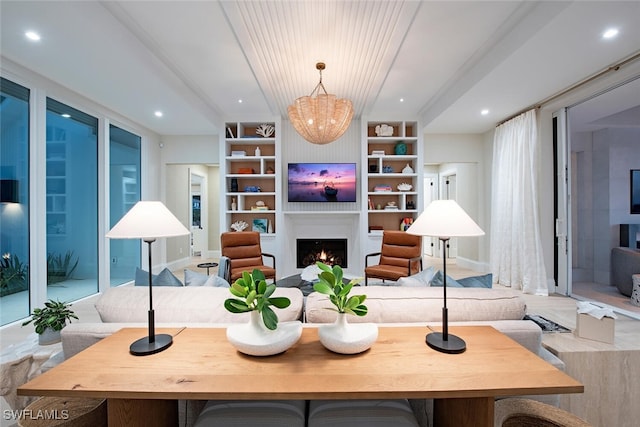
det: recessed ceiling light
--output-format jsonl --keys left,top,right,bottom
{"left": 25, "top": 31, "right": 41, "bottom": 41}
{"left": 399, "top": 98, "right": 404, "bottom": 103}
{"left": 481, "top": 109, "right": 489, "bottom": 116}
{"left": 238, "top": 99, "right": 243, "bottom": 103}
{"left": 154, "top": 111, "right": 163, "bottom": 117}
{"left": 602, "top": 28, "right": 619, "bottom": 39}
{"left": 61, "top": 113, "right": 71, "bottom": 118}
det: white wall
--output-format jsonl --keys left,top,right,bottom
{"left": 423, "top": 133, "right": 488, "bottom": 270}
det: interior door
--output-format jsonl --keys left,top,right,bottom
{"left": 553, "top": 109, "right": 570, "bottom": 295}
{"left": 442, "top": 173, "right": 458, "bottom": 259}
{"left": 422, "top": 174, "right": 438, "bottom": 256}
{"left": 190, "top": 172, "right": 206, "bottom": 258}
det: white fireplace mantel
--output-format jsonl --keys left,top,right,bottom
{"left": 279, "top": 212, "right": 363, "bottom": 278}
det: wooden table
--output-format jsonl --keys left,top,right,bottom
{"left": 18, "top": 326, "right": 583, "bottom": 427}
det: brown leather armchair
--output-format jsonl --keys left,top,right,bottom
{"left": 364, "top": 230, "right": 422, "bottom": 286}
{"left": 220, "top": 231, "right": 276, "bottom": 283}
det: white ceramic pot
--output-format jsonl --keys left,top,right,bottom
{"left": 38, "top": 327, "right": 61, "bottom": 345}
{"left": 226, "top": 310, "right": 302, "bottom": 356}
{"left": 318, "top": 313, "right": 378, "bottom": 355}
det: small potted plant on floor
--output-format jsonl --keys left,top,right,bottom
{"left": 224, "top": 269, "right": 302, "bottom": 356}
{"left": 22, "top": 299, "right": 78, "bottom": 345}
{"left": 313, "top": 262, "right": 378, "bottom": 354}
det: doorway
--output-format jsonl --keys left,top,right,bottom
{"left": 556, "top": 76, "right": 640, "bottom": 317}
{"left": 422, "top": 173, "right": 438, "bottom": 257}
{"left": 190, "top": 171, "right": 206, "bottom": 258}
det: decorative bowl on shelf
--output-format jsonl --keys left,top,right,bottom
{"left": 397, "top": 183, "right": 413, "bottom": 191}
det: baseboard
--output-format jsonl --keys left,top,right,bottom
{"left": 455, "top": 257, "right": 489, "bottom": 273}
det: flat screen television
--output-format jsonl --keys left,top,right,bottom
{"left": 288, "top": 162, "right": 357, "bottom": 202}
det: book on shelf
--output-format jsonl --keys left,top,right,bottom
{"left": 373, "top": 184, "right": 392, "bottom": 192}
{"left": 252, "top": 218, "right": 268, "bottom": 233}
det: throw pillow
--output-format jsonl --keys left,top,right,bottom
{"left": 457, "top": 273, "right": 493, "bottom": 288}
{"left": 429, "top": 270, "right": 463, "bottom": 288}
{"left": 396, "top": 266, "right": 435, "bottom": 287}
{"left": 203, "top": 274, "right": 231, "bottom": 288}
{"left": 134, "top": 267, "right": 183, "bottom": 286}
{"left": 184, "top": 268, "right": 230, "bottom": 288}
{"left": 184, "top": 269, "right": 209, "bottom": 286}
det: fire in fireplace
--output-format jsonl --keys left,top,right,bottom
{"left": 296, "top": 239, "right": 347, "bottom": 268}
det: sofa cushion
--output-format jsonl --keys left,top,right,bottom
{"left": 134, "top": 267, "right": 183, "bottom": 287}
{"left": 305, "top": 287, "right": 526, "bottom": 323}
{"left": 95, "top": 286, "right": 303, "bottom": 323}
{"left": 308, "top": 399, "right": 419, "bottom": 427}
{"left": 195, "top": 400, "right": 306, "bottom": 427}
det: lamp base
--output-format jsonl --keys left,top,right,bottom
{"left": 426, "top": 332, "right": 466, "bottom": 354}
{"left": 130, "top": 333, "right": 173, "bottom": 356}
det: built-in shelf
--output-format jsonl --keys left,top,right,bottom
{"left": 363, "top": 120, "right": 422, "bottom": 233}
{"left": 221, "top": 120, "right": 280, "bottom": 237}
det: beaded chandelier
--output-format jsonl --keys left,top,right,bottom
{"left": 287, "top": 62, "right": 354, "bottom": 145}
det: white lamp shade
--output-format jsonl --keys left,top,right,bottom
{"left": 106, "top": 201, "right": 190, "bottom": 240}
{"left": 406, "top": 199, "right": 484, "bottom": 238}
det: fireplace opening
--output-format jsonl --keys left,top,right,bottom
{"left": 296, "top": 239, "right": 347, "bottom": 269}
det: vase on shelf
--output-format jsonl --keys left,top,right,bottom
{"left": 255, "top": 146, "right": 261, "bottom": 156}
{"left": 231, "top": 198, "right": 237, "bottom": 211}
{"left": 402, "top": 164, "right": 414, "bottom": 174}
{"left": 226, "top": 311, "right": 302, "bottom": 357}
{"left": 318, "top": 313, "right": 378, "bottom": 355}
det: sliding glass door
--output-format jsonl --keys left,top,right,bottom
{"left": 0, "top": 78, "right": 30, "bottom": 325}
{"left": 45, "top": 99, "right": 98, "bottom": 302}
{"left": 109, "top": 125, "right": 141, "bottom": 286}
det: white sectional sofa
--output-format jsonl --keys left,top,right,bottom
{"left": 58, "top": 284, "right": 564, "bottom": 427}
{"left": 304, "top": 286, "right": 565, "bottom": 427}
{"left": 61, "top": 286, "right": 304, "bottom": 359}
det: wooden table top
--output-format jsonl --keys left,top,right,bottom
{"left": 18, "top": 325, "right": 583, "bottom": 401}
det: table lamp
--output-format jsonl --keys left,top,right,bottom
{"left": 407, "top": 200, "right": 484, "bottom": 354}
{"left": 106, "top": 201, "right": 189, "bottom": 356}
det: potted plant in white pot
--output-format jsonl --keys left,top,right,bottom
{"left": 224, "top": 269, "right": 302, "bottom": 356}
{"left": 313, "top": 262, "right": 378, "bottom": 354}
{"left": 22, "top": 299, "right": 78, "bottom": 345}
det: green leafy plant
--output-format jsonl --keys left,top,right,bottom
{"left": 224, "top": 269, "right": 291, "bottom": 330}
{"left": 313, "top": 262, "right": 368, "bottom": 316}
{"left": 22, "top": 299, "right": 78, "bottom": 334}
{"left": 47, "top": 250, "right": 79, "bottom": 285}
{"left": 0, "top": 252, "right": 28, "bottom": 291}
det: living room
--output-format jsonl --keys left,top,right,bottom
{"left": 1, "top": 1, "right": 640, "bottom": 426}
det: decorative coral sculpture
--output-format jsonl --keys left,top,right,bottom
{"left": 231, "top": 220, "right": 249, "bottom": 232}
{"left": 256, "top": 124, "right": 275, "bottom": 138}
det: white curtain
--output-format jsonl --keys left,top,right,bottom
{"left": 490, "top": 109, "right": 548, "bottom": 295}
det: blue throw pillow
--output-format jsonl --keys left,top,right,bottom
{"left": 134, "top": 267, "right": 183, "bottom": 286}
{"left": 457, "top": 273, "right": 493, "bottom": 288}
{"left": 429, "top": 270, "right": 463, "bottom": 287}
